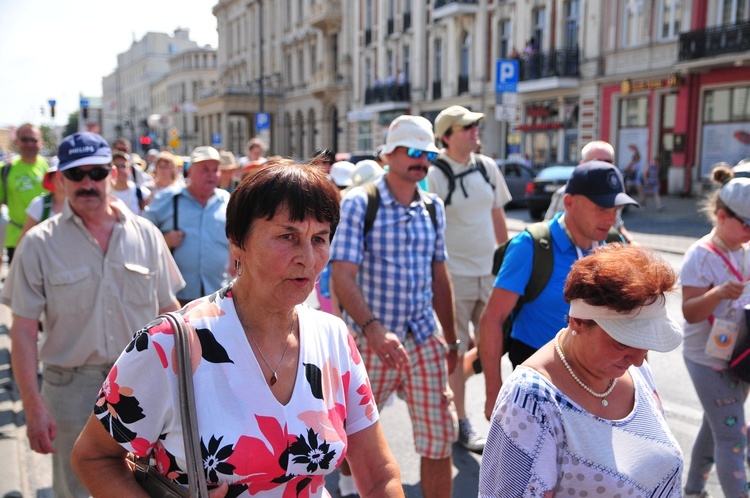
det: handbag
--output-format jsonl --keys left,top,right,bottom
{"left": 131, "top": 311, "right": 210, "bottom": 498}
{"left": 729, "top": 306, "right": 750, "bottom": 383}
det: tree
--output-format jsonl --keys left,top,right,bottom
{"left": 40, "top": 124, "right": 58, "bottom": 155}
{"left": 64, "top": 111, "right": 79, "bottom": 138}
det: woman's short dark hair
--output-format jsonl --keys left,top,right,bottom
{"left": 225, "top": 159, "right": 341, "bottom": 249}
{"left": 563, "top": 244, "right": 676, "bottom": 314}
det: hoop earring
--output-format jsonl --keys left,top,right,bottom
{"left": 235, "top": 259, "right": 243, "bottom": 277}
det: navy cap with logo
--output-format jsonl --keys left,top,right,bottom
{"left": 57, "top": 132, "right": 112, "bottom": 172}
{"left": 564, "top": 160, "right": 639, "bottom": 208}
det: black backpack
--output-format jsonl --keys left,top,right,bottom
{"left": 431, "top": 155, "right": 495, "bottom": 206}
{"left": 490, "top": 222, "right": 623, "bottom": 358}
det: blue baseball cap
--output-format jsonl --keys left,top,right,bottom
{"left": 57, "top": 132, "right": 112, "bottom": 172}
{"left": 565, "top": 160, "right": 639, "bottom": 208}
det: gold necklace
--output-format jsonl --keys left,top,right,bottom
{"left": 554, "top": 331, "right": 617, "bottom": 406}
{"left": 234, "top": 298, "right": 294, "bottom": 386}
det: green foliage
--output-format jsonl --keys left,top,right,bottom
{"left": 40, "top": 125, "right": 58, "bottom": 155}
{"left": 64, "top": 112, "right": 79, "bottom": 138}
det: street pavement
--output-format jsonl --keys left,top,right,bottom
{"left": 0, "top": 194, "right": 720, "bottom": 497}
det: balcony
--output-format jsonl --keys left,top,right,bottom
{"left": 679, "top": 20, "right": 750, "bottom": 61}
{"left": 364, "top": 81, "right": 410, "bottom": 105}
{"left": 310, "top": 70, "right": 344, "bottom": 99}
{"left": 458, "top": 75, "right": 469, "bottom": 94}
{"left": 403, "top": 11, "right": 411, "bottom": 31}
{"left": 519, "top": 49, "right": 579, "bottom": 81}
{"left": 308, "top": 0, "right": 342, "bottom": 32}
{"left": 433, "top": 80, "right": 442, "bottom": 100}
{"left": 434, "top": 0, "right": 478, "bottom": 20}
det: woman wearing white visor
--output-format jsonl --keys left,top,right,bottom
{"left": 479, "top": 244, "right": 683, "bottom": 497}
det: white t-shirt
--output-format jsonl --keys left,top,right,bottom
{"left": 112, "top": 182, "right": 151, "bottom": 215}
{"left": 25, "top": 194, "right": 60, "bottom": 222}
{"left": 427, "top": 153, "right": 511, "bottom": 276}
{"left": 681, "top": 234, "right": 750, "bottom": 368}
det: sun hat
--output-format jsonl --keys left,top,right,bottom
{"left": 190, "top": 146, "right": 221, "bottom": 165}
{"left": 434, "top": 105, "right": 485, "bottom": 140}
{"left": 330, "top": 161, "right": 355, "bottom": 187}
{"left": 719, "top": 177, "right": 750, "bottom": 225}
{"left": 342, "top": 160, "right": 385, "bottom": 196}
{"left": 57, "top": 132, "right": 112, "bottom": 172}
{"left": 569, "top": 298, "right": 682, "bottom": 352}
{"left": 381, "top": 115, "right": 440, "bottom": 156}
{"left": 42, "top": 156, "right": 59, "bottom": 192}
{"left": 565, "top": 160, "right": 639, "bottom": 208}
{"left": 219, "top": 151, "right": 240, "bottom": 170}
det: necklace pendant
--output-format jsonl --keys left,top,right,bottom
{"left": 601, "top": 398, "right": 608, "bottom": 407}
{"left": 270, "top": 372, "right": 278, "bottom": 386}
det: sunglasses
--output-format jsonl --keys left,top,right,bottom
{"left": 19, "top": 137, "right": 39, "bottom": 144}
{"left": 406, "top": 148, "right": 438, "bottom": 162}
{"left": 62, "top": 166, "right": 111, "bottom": 182}
{"left": 455, "top": 121, "right": 480, "bottom": 131}
{"left": 731, "top": 212, "right": 750, "bottom": 229}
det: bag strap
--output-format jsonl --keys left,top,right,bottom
{"left": 172, "top": 192, "right": 180, "bottom": 231}
{"left": 0, "top": 161, "right": 11, "bottom": 205}
{"left": 703, "top": 241, "right": 746, "bottom": 282}
{"left": 164, "top": 311, "right": 210, "bottom": 498}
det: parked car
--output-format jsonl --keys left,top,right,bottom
{"left": 495, "top": 159, "right": 535, "bottom": 207}
{"left": 525, "top": 165, "right": 576, "bottom": 220}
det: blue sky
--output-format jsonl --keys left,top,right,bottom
{"left": 0, "top": 0, "right": 218, "bottom": 128}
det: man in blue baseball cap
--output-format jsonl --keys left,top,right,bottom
{"left": 1, "top": 132, "right": 185, "bottom": 498}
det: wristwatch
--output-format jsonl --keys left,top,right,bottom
{"left": 447, "top": 340, "right": 461, "bottom": 351}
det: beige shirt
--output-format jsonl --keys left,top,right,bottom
{"left": 427, "top": 153, "right": 511, "bottom": 276}
{"left": 1, "top": 198, "right": 185, "bottom": 367}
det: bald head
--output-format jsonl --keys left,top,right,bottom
{"left": 581, "top": 141, "right": 614, "bottom": 163}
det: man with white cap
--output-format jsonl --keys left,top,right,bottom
{"left": 479, "top": 160, "right": 638, "bottom": 420}
{"left": 1, "top": 131, "right": 184, "bottom": 498}
{"left": 430, "top": 105, "right": 512, "bottom": 453}
{"left": 144, "top": 145, "right": 231, "bottom": 305}
{"left": 331, "top": 115, "right": 458, "bottom": 498}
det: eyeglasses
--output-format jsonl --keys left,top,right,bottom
{"left": 19, "top": 137, "right": 39, "bottom": 144}
{"left": 61, "top": 167, "right": 111, "bottom": 182}
{"left": 406, "top": 148, "right": 438, "bottom": 162}
{"left": 725, "top": 207, "right": 750, "bottom": 229}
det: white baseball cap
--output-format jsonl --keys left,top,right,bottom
{"left": 719, "top": 177, "right": 750, "bottom": 225}
{"left": 330, "top": 161, "right": 355, "bottom": 187}
{"left": 381, "top": 115, "right": 440, "bottom": 156}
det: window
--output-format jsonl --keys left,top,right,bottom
{"left": 298, "top": 49, "right": 305, "bottom": 86}
{"left": 623, "top": 0, "right": 645, "bottom": 47}
{"left": 619, "top": 97, "right": 649, "bottom": 127}
{"left": 704, "top": 87, "right": 750, "bottom": 123}
{"left": 533, "top": 7, "right": 546, "bottom": 51}
{"left": 311, "top": 44, "right": 318, "bottom": 73}
{"left": 499, "top": 19, "right": 511, "bottom": 58}
{"left": 658, "top": 0, "right": 682, "bottom": 39}
{"left": 387, "top": 49, "right": 394, "bottom": 78}
{"left": 358, "top": 121, "right": 373, "bottom": 153}
{"left": 331, "top": 35, "right": 339, "bottom": 74}
{"left": 721, "top": 0, "right": 750, "bottom": 23}
{"left": 366, "top": 0, "right": 374, "bottom": 29}
{"left": 434, "top": 39, "right": 443, "bottom": 82}
{"left": 564, "top": 0, "right": 579, "bottom": 50}
{"left": 460, "top": 33, "right": 470, "bottom": 77}
{"left": 403, "top": 45, "right": 410, "bottom": 80}
{"left": 365, "top": 57, "right": 372, "bottom": 87}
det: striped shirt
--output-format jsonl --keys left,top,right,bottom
{"left": 330, "top": 176, "right": 447, "bottom": 344}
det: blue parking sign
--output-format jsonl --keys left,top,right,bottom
{"left": 255, "top": 112, "right": 270, "bottom": 132}
{"left": 211, "top": 133, "right": 221, "bottom": 145}
{"left": 496, "top": 59, "right": 519, "bottom": 93}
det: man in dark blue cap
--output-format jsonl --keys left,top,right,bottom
{"left": 478, "top": 159, "right": 638, "bottom": 420}
{"left": 1, "top": 132, "right": 185, "bottom": 498}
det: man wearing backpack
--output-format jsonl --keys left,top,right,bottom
{"left": 428, "top": 105, "right": 511, "bottom": 453}
{"left": 1, "top": 123, "right": 49, "bottom": 263}
{"left": 479, "top": 159, "right": 638, "bottom": 420}
{"left": 331, "top": 114, "right": 458, "bottom": 498}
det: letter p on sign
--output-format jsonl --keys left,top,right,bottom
{"left": 495, "top": 59, "right": 519, "bottom": 93}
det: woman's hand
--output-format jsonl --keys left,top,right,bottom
{"left": 719, "top": 279, "right": 745, "bottom": 301}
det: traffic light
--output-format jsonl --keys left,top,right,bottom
{"left": 82, "top": 108, "right": 88, "bottom": 119}
{"left": 139, "top": 135, "right": 151, "bottom": 151}
{"left": 50, "top": 105, "right": 55, "bottom": 118}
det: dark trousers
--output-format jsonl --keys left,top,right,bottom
{"left": 508, "top": 338, "right": 538, "bottom": 369}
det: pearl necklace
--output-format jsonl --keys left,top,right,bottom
{"left": 554, "top": 331, "right": 617, "bottom": 406}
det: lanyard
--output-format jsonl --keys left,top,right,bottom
{"left": 704, "top": 241, "right": 746, "bottom": 282}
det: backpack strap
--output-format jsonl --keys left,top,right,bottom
{"left": 522, "top": 222, "right": 554, "bottom": 305}
{"left": 362, "top": 182, "right": 437, "bottom": 249}
{"left": 432, "top": 158, "right": 456, "bottom": 206}
{"left": 473, "top": 155, "right": 496, "bottom": 191}
{"left": 135, "top": 185, "right": 146, "bottom": 211}
{"left": 172, "top": 192, "right": 180, "bottom": 231}
{"left": 40, "top": 192, "right": 54, "bottom": 221}
{"left": 0, "top": 161, "right": 11, "bottom": 205}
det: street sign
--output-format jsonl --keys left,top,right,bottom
{"left": 212, "top": 133, "right": 221, "bottom": 145}
{"left": 169, "top": 138, "right": 180, "bottom": 149}
{"left": 255, "top": 112, "right": 270, "bottom": 132}
{"left": 495, "top": 59, "right": 519, "bottom": 93}
{"left": 495, "top": 105, "right": 518, "bottom": 122}
{"left": 80, "top": 98, "right": 89, "bottom": 109}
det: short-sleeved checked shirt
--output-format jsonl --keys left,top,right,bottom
{"left": 330, "top": 176, "right": 447, "bottom": 344}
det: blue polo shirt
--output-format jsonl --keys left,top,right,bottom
{"left": 143, "top": 186, "right": 230, "bottom": 301}
{"left": 493, "top": 213, "right": 596, "bottom": 350}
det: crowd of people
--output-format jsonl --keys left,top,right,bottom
{"left": 0, "top": 117, "right": 748, "bottom": 498}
